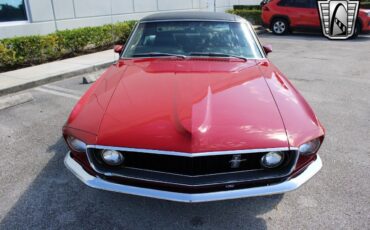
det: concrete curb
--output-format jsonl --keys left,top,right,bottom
{"left": 0, "top": 61, "right": 113, "bottom": 97}
{"left": 0, "top": 92, "right": 34, "bottom": 110}
{"left": 254, "top": 26, "right": 268, "bottom": 34}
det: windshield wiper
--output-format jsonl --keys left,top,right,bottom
{"left": 132, "top": 52, "right": 186, "bottom": 59}
{"left": 189, "top": 52, "right": 247, "bottom": 61}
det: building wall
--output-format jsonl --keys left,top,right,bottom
{"left": 0, "top": 0, "right": 259, "bottom": 39}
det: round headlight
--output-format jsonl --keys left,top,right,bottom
{"left": 67, "top": 136, "right": 86, "bottom": 152}
{"left": 101, "top": 150, "right": 124, "bottom": 166}
{"left": 299, "top": 138, "right": 321, "bottom": 156}
{"left": 261, "top": 152, "right": 285, "bottom": 168}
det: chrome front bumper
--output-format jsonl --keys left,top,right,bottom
{"left": 64, "top": 152, "right": 322, "bottom": 203}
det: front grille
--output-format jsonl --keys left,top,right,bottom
{"left": 88, "top": 148, "right": 296, "bottom": 176}
{"left": 104, "top": 151, "right": 267, "bottom": 176}
{"left": 86, "top": 147, "right": 298, "bottom": 193}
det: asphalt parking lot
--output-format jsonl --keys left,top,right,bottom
{"left": 0, "top": 33, "right": 369, "bottom": 229}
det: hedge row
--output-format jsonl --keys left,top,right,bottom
{"left": 233, "top": 5, "right": 261, "bottom": 10}
{"left": 226, "top": 9, "right": 262, "bottom": 25}
{"left": 361, "top": 2, "right": 370, "bottom": 8}
{"left": 0, "top": 21, "right": 136, "bottom": 70}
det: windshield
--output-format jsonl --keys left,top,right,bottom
{"left": 122, "top": 21, "right": 264, "bottom": 59}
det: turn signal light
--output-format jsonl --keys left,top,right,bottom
{"left": 66, "top": 136, "right": 87, "bottom": 153}
{"left": 298, "top": 138, "right": 321, "bottom": 156}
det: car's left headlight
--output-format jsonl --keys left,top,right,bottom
{"left": 298, "top": 138, "right": 321, "bottom": 156}
{"left": 66, "top": 136, "right": 87, "bottom": 153}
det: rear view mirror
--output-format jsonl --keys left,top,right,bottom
{"left": 114, "top": 45, "right": 124, "bottom": 53}
{"left": 263, "top": 45, "right": 272, "bottom": 55}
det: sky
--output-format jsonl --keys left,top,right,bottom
{"left": 0, "top": 0, "right": 23, "bottom": 7}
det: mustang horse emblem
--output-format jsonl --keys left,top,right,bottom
{"left": 229, "top": 155, "right": 247, "bottom": 169}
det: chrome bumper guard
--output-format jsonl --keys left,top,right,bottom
{"left": 64, "top": 152, "right": 322, "bottom": 203}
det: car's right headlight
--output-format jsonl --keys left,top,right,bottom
{"left": 66, "top": 136, "right": 87, "bottom": 153}
{"left": 298, "top": 138, "right": 321, "bottom": 156}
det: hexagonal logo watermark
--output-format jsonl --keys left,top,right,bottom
{"left": 317, "top": 0, "right": 360, "bottom": 39}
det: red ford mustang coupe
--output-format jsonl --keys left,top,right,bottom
{"left": 63, "top": 12, "right": 325, "bottom": 203}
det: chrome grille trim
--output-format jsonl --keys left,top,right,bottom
{"left": 87, "top": 145, "right": 297, "bottom": 157}
{"left": 85, "top": 146, "right": 299, "bottom": 183}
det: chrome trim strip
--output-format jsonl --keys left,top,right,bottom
{"left": 122, "top": 56, "right": 267, "bottom": 61}
{"left": 85, "top": 147, "right": 298, "bottom": 182}
{"left": 64, "top": 152, "right": 322, "bottom": 203}
{"left": 85, "top": 149, "right": 298, "bottom": 186}
{"left": 87, "top": 145, "right": 295, "bottom": 157}
{"left": 121, "top": 20, "right": 265, "bottom": 60}
{"left": 247, "top": 21, "right": 267, "bottom": 59}
{"left": 121, "top": 22, "right": 139, "bottom": 58}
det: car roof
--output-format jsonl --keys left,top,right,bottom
{"left": 140, "top": 11, "right": 246, "bottom": 23}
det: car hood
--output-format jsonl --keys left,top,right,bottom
{"left": 95, "top": 58, "right": 289, "bottom": 153}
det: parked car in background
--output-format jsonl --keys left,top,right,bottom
{"left": 261, "top": 0, "right": 370, "bottom": 37}
{"left": 63, "top": 12, "right": 325, "bottom": 203}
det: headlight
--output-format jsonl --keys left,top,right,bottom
{"left": 260, "top": 152, "right": 285, "bottom": 168}
{"left": 101, "top": 150, "right": 125, "bottom": 166}
{"left": 298, "top": 138, "right": 321, "bottom": 156}
{"left": 67, "top": 136, "right": 87, "bottom": 152}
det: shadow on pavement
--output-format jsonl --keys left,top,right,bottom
{"left": 0, "top": 138, "right": 283, "bottom": 229}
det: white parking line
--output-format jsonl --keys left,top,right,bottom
{"left": 34, "top": 87, "right": 80, "bottom": 100}
{"left": 42, "top": 85, "right": 83, "bottom": 96}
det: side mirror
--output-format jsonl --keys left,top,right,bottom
{"left": 263, "top": 45, "right": 272, "bottom": 55}
{"left": 114, "top": 45, "right": 124, "bottom": 53}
